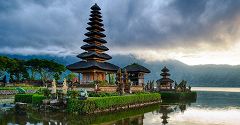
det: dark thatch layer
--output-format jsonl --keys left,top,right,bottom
{"left": 66, "top": 61, "right": 119, "bottom": 72}
{"left": 123, "top": 63, "right": 150, "bottom": 73}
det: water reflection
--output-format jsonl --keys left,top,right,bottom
{"left": 1, "top": 90, "right": 240, "bottom": 125}
{"left": 0, "top": 101, "right": 194, "bottom": 125}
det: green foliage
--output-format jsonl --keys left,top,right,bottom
{"left": 160, "top": 91, "right": 197, "bottom": 102}
{"left": 88, "top": 92, "right": 118, "bottom": 97}
{"left": 66, "top": 73, "right": 77, "bottom": 81}
{"left": 67, "top": 93, "right": 161, "bottom": 114}
{"left": 132, "top": 91, "right": 151, "bottom": 94}
{"left": 0, "top": 56, "right": 29, "bottom": 82}
{"left": 67, "top": 90, "right": 79, "bottom": 99}
{"left": 15, "top": 94, "right": 33, "bottom": 103}
{"left": 26, "top": 59, "right": 66, "bottom": 84}
{"left": 93, "top": 80, "right": 109, "bottom": 86}
{"left": 32, "top": 94, "right": 46, "bottom": 106}
{"left": 36, "top": 88, "right": 51, "bottom": 98}
{"left": 0, "top": 56, "right": 66, "bottom": 84}
{"left": 0, "top": 56, "right": 11, "bottom": 72}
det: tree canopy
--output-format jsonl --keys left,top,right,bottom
{"left": 0, "top": 56, "right": 66, "bottom": 85}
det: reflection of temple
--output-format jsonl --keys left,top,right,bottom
{"left": 67, "top": 4, "right": 119, "bottom": 84}
{"left": 157, "top": 102, "right": 191, "bottom": 125}
{"left": 157, "top": 105, "right": 175, "bottom": 125}
{"left": 123, "top": 63, "right": 150, "bottom": 86}
{"left": 156, "top": 66, "right": 174, "bottom": 91}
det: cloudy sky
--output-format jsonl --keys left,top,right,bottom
{"left": 0, "top": 0, "right": 240, "bottom": 65}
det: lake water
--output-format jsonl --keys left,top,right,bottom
{"left": 0, "top": 87, "right": 240, "bottom": 125}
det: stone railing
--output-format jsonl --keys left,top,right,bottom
{"left": 131, "top": 86, "right": 144, "bottom": 92}
{"left": 0, "top": 90, "right": 37, "bottom": 95}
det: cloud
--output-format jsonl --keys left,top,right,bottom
{"left": 0, "top": 0, "right": 240, "bottom": 65}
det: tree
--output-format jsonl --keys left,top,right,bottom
{"left": 66, "top": 73, "right": 77, "bottom": 81}
{"left": 36, "top": 59, "right": 66, "bottom": 85}
{"left": 25, "top": 59, "right": 41, "bottom": 80}
{"left": 9, "top": 59, "right": 29, "bottom": 83}
{"left": 0, "top": 56, "right": 11, "bottom": 73}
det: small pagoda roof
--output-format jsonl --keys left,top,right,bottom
{"left": 123, "top": 63, "right": 150, "bottom": 73}
{"left": 81, "top": 44, "right": 109, "bottom": 51}
{"left": 90, "top": 14, "right": 102, "bottom": 18}
{"left": 77, "top": 51, "right": 112, "bottom": 60}
{"left": 89, "top": 17, "right": 103, "bottom": 22}
{"left": 67, "top": 61, "right": 119, "bottom": 72}
{"left": 83, "top": 37, "right": 107, "bottom": 44}
{"left": 160, "top": 72, "right": 170, "bottom": 76}
{"left": 84, "top": 31, "right": 106, "bottom": 37}
{"left": 156, "top": 78, "right": 174, "bottom": 84}
{"left": 91, "top": 10, "right": 101, "bottom": 14}
{"left": 161, "top": 66, "right": 169, "bottom": 72}
{"left": 87, "top": 21, "right": 104, "bottom": 27}
{"left": 91, "top": 3, "right": 101, "bottom": 10}
{"left": 86, "top": 26, "right": 105, "bottom": 31}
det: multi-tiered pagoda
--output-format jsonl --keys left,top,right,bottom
{"left": 67, "top": 3, "right": 119, "bottom": 83}
{"left": 156, "top": 66, "right": 174, "bottom": 90}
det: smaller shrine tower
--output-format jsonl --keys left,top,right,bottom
{"left": 156, "top": 66, "right": 174, "bottom": 90}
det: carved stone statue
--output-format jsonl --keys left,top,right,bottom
{"left": 79, "top": 88, "right": 88, "bottom": 100}
{"left": 62, "top": 78, "right": 68, "bottom": 95}
{"left": 51, "top": 79, "right": 57, "bottom": 94}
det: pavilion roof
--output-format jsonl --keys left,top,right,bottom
{"left": 66, "top": 61, "right": 119, "bottom": 72}
{"left": 77, "top": 51, "right": 112, "bottom": 60}
{"left": 123, "top": 63, "right": 151, "bottom": 73}
{"left": 156, "top": 78, "right": 174, "bottom": 84}
{"left": 81, "top": 44, "right": 109, "bottom": 51}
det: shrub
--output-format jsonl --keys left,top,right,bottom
{"left": 67, "top": 93, "right": 161, "bottom": 114}
{"left": 88, "top": 92, "right": 118, "bottom": 97}
{"left": 15, "top": 94, "right": 33, "bottom": 103}
{"left": 36, "top": 88, "right": 51, "bottom": 97}
{"left": 68, "top": 90, "right": 79, "bottom": 98}
{"left": 160, "top": 91, "right": 197, "bottom": 102}
{"left": 132, "top": 91, "right": 150, "bottom": 95}
{"left": 32, "top": 94, "right": 46, "bottom": 106}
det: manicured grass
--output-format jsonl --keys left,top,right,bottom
{"left": 67, "top": 93, "right": 161, "bottom": 114}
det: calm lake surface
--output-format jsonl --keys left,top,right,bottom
{"left": 0, "top": 87, "right": 240, "bottom": 125}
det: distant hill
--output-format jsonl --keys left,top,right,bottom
{"left": 1, "top": 54, "right": 240, "bottom": 87}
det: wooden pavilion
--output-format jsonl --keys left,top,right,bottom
{"left": 123, "top": 63, "right": 150, "bottom": 86}
{"left": 67, "top": 4, "right": 119, "bottom": 84}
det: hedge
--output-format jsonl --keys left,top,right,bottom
{"left": 15, "top": 94, "right": 46, "bottom": 106}
{"left": 67, "top": 93, "right": 160, "bottom": 114}
{"left": 32, "top": 94, "right": 46, "bottom": 106}
{"left": 160, "top": 91, "right": 197, "bottom": 102}
{"left": 88, "top": 92, "right": 118, "bottom": 97}
{"left": 15, "top": 94, "right": 34, "bottom": 103}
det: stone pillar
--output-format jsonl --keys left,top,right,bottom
{"left": 78, "top": 73, "right": 81, "bottom": 84}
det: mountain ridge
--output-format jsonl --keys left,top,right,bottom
{"left": 1, "top": 54, "right": 240, "bottom": 87}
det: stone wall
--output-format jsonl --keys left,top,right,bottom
{"left": 131, "top": 86, "right": 144, "bottom": 92}
{"left": 99, "top": 86, "right": 117, "bottom": 92}
{"left": 0, "top": 90, "right": 36, "bottom": 95}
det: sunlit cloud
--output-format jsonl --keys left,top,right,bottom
{"left": 0, "top": 0, "right": 240, "bottom": 65}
